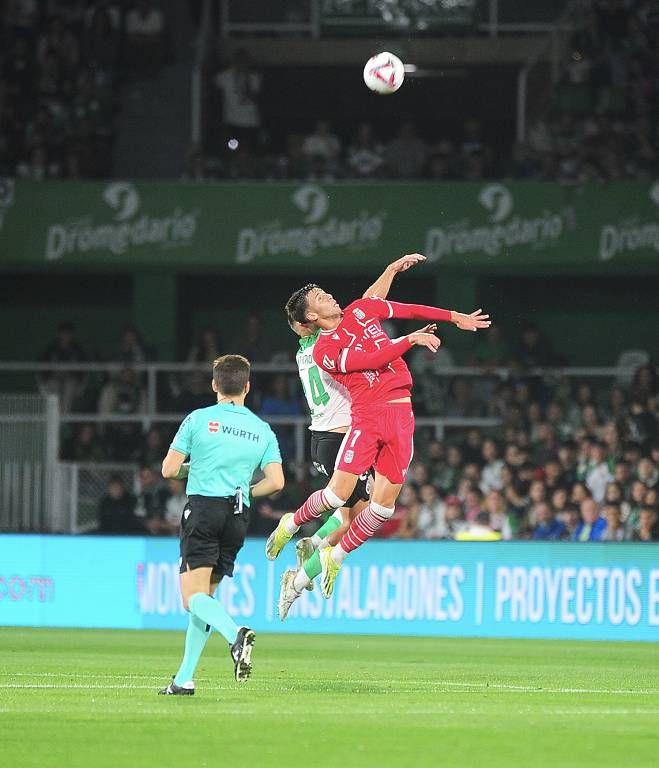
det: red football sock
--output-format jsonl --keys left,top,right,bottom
{"left": 292, "top": 488, "right": 344, "bottom": 527}
{"left": 339, "top": 502, "right": 394, "bottom": 554}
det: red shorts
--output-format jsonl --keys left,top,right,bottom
{"left": 334, "top": 403, "right": 415, "bottom": 485}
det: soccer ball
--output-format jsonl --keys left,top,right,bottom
{"left": 363, "top": 52, "right": 405, "bottom": 95}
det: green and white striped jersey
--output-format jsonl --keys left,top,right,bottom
{"left": 296, "top": 330, "right": 351, "bottom": 432}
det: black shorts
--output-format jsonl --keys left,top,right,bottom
{"left": 179, "top": 495, "right": 249, "bottom": 579}
{"left": 310, "top": 430, "right": 373, "bottom": 508}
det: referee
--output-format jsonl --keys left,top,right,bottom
{"left": 158, "top": 354, "right": 284, "bottom": 694}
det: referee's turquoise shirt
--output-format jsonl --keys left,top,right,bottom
{"left": 170, "top": 402, "right": 281, "bottom": 505}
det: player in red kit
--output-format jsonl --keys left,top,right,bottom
{"left": 267, "top": 280, "right": 490, "bottom": 597}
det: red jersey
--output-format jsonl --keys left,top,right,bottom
{"left": 312, "top": 297, "right": 451, "bottom": 414}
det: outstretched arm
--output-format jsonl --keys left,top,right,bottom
{"left": 386, "top": 301, "right": 491, "bottom": 332}
{"left": 362, "top": 254, "right": 426, "bottom": 299}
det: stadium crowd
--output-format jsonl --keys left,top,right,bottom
{"left": 35, "top": 319, "right": 659, "bottom": 543}
{"left": 0, "top": 0, "right": 168, "bottom": 178}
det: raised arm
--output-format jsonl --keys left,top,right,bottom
{"left": 362, "top": 254, "right": 426, "bottom": 299}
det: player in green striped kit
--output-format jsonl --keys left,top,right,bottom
{"left": 276, "top": 254, "right": 426, "bottom": 619}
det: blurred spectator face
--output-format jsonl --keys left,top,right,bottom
{"left": 637, "top": 458, "right": 656, "bottom": 484}
{"left": 446, "top": 445, "right": 462, "bottom": 468}
{"left": 546, "top": 402, "right": 563, "bottom": 424}
{"left": 631, "top": 481, "right": 648, "bottom": 505}
{"left": 500, "top": 465, "right": 514, "bottom": 487}
{"left": 119, "top": 367, "right": 137, "bottom": 386}
{"left": 146, "top": 428, "right": 163, "bottom": 450}
{"left": 419, "top": 484, "right": 438, "bottom": 506}
{"left": 108, "top": 478, "right": 126, "bottom": 500}
{"left": 645, "top": 489, "right": 658, "bottom": 508}
{"left": 582, "top": 405, "right": 600, "bottom": 429}
{"left": 603, "top": 422, "right": 619, "bottom": 447}
{"left": 167, "top": 479, "right": 185, "bottom": 496}
{"left": 409, "top": 462, "right": 428, "bottom": 486}
{"left": 604, "top": 482, "right": 623, "bottom": 504}
{"left": 271, "top": 374, "right": 289, "bottom": 399}
{"left": 639, "top": 508, "right": 657, "bottom": 534}
{"left": 544, "top": 460, "right": 561, "bottom": 484}
{"left": 576, "top": 383, "right": 593, "bottom": 406}
{"left": 463, "top": 463, "right": 480, "bottom": 482}
{"left": 505, "top": 443, "right": 522, "bottom": 466}
{"left": 580, "top": 498, "right": 600, "bottom": 524}
{"left": 551, "top": 487, "right": 568, "bottom": 510}
{"left": 482, "top": 439, "right": 498, "bottom": 462}
{"left": 466, "top": 429, "right": 482, "bottom": 450}
{"left": 564, "top": 507, "right": 580, "bottom": 531}
{"left": 78, "top": 423, "right": 96, "bottom": 444}
{"left": 427, "top": 440, "right": 444, "bottom": 461}
{"left": 604, "top": 504, "right": 622, "bottom": 530}
{"left": 529, "top": 480, "right": 546, "bottom": 504}
{"left": 527, "top": 402, "right": 542, "bottom": 423}
{"left": 558, "top": 443, "right": 576, "bottom": 467}
{"left": 614, "top": 461, "right": 631, "bottom": 485}
{"left": 589, "top": 442, "right": 607, "bottom": 464}
{"left": 140, "top": 467, "right": 158, "bottom": 489}
{"left": 535, "top": 502, "right": 553, "bottom": 525}
{"left": 398, "top": 485, "right": 418, "bottom": 506}
{"left": 445, "top": 497, "right": 463, "bottom": 522}
{"left": 609, "top": 387, "right": 626, "bottom": 412}
{"left": 485, "top": 490, "right": 505, "bottom": 514}
{"left": 571, "top": 483, "right": 589, "bottom": 504}
{"left": 465, "top": 489, "right": 483, "bottom": 511}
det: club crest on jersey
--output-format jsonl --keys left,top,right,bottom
{"left": 353, "top": 308, "right": 366, "bottom": 320}
{"left": 322, "top": 355, "right": 336, "bottom": 370}
{"left": 331, "top": 333, "right": 340, "bottom": 340}
{"left": 208, "top": 421, "right": 220, "bottom": 433}
{"left": 344, "top": 450, "right": 354, "bottom": 464}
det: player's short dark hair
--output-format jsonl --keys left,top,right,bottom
{"left": 284, "top": 284, "right": 319, "bottom": 326}
{"left": 213, "top": 354, "right": 250, "bottom": 396}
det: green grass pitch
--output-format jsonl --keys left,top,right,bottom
{"left": 1, "top": 628, "right": 657, "bottom": 768}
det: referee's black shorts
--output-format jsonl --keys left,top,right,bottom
{"left": 310, "top": 430, "right": 373, "bottom": 508}
{"left": 179, "top": 495, "right": 249, "bottom": 579}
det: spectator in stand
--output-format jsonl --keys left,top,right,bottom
{"left": 384, "top": 121, "right": 428, "bottom": 179}
{"left": 137, "top": 426, "right": 167, "bottom": 470}
{"left": 162, "top": 478, "right": 187, "bottom": 535}
{"left": 415, "top": 483, "right": 448, "bottom": 539}
{"left": 301, "top": 120, "right": 341, "bottom": 177}
{"left": 562, "top": 504, "right": 581, "bottom": 540}
{"left": 626, "top": 479, "right": 648, "bottom": 533}
{"left": 97, "top": 367, "right": 146, "bottom": 458}
{"left": 443, "top": 496, "right": 466, "bottom": 539}
{"left": 116, "top": 324, "right": 153, "bottom": 365}
{"left": 187, "top": 327, "right": 221, "bottom": 364}
{"left": 484, "top": 488, "right": 514, "bottom": 540}
{"left": 38, "top": 322, "right": 88, "bottom": 412}
{"left": 97, "top": 475, "right": 143, "bottom": 534}
{"left": 259, "top": 373, "right": 301, "bottom": 461}
{"left": 82, "top": 3, "right": 121, "bottom": 87}
{"left": 532, "top": 502, "right": 566, "bottom": 540}
{"left": 471, "top": 325, "right": 511, "bottom": 371}
{"left": 514, "top": 322, "right": 561, "bottom": 369}
{"left": 62, "top": 422, "right": 107, "bottom": 462}
{"left": 630, "top": 505, "right": 659, "bottom": 541}
{"left": 135, "top": 465, "right": 171, "bottom": 534}
{"left": 346, "top": 122, "right": 385, "bottom": 179}
{"left": 602, "top": 502, "right": 626, "bottom": 541}
{"left": 573, "top": 497, "right": 607, "bottom": 541}
{"left": 584, "top": 440, "right": 614, "bottom": 502}
{"left": 480, "top": 438, "right": 504, "bottom": 493}
{"left": 382, "top": 484, "right": 420, "bottom": 539}
{"left": 235, "top": 312, "right": 272, "bottom": 363}
{"left": 125, "top": 0, "right": 166, "bottom": 79}
{"left": 214, "top": 48, "right": 262, "bottom": 155}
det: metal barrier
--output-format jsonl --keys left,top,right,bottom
{"left": 0, "top": 394, "right": 59, "bottom": 532}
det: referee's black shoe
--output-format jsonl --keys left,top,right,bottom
{"left": 230, "top": 627, "right": 256, "bottom": 683}
{"left": 158, "top": 676, "right": 195, "bottom": 696}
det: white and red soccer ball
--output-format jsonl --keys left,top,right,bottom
{"left": 363, "top": 52, "right": 405, "bottom": 95}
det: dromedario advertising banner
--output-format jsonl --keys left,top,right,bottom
{"left": 0, "top": 178, "right": 658, "bottom": 269}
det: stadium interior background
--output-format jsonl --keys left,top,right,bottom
{"left": 0, "top": 0, "right": 657, "bottom": 547}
